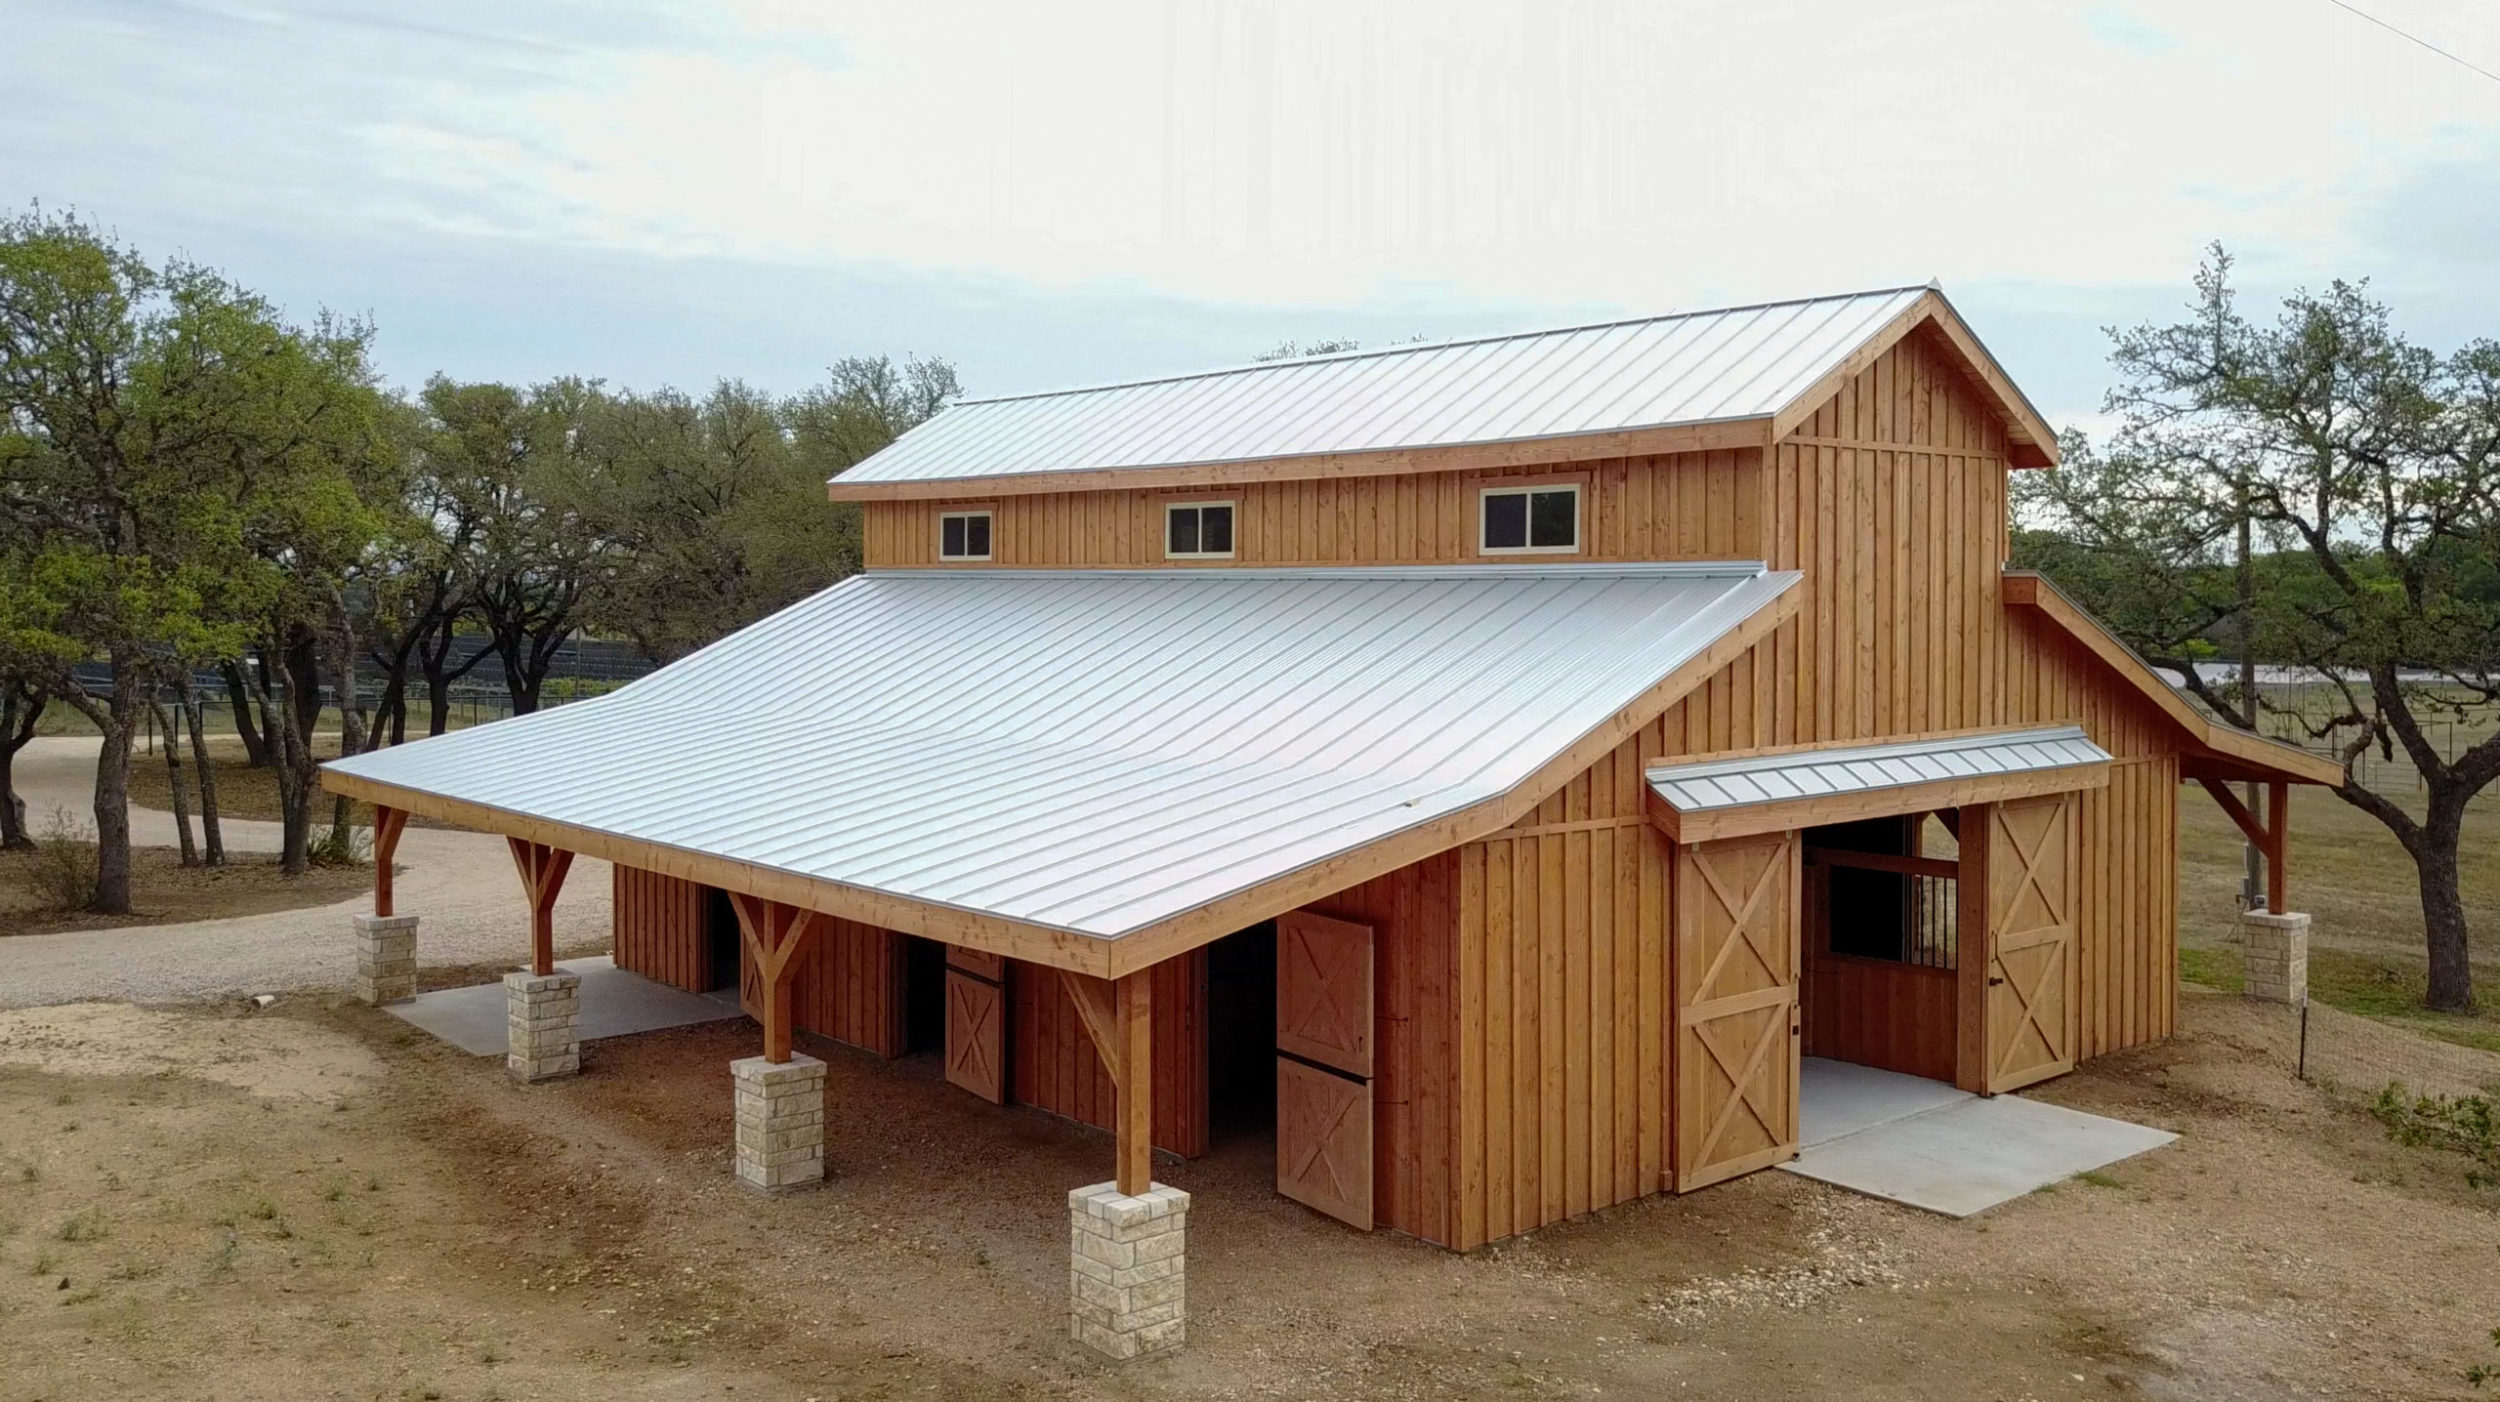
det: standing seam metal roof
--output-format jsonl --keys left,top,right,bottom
{"left": 836, "top": 287, "right": 1933, "bottom": 485}
{"left": 326, "top": 563, "right": 1799, "bottom": 940}
{"left": 1643, "top": 727, "right": 2111, "bottom": 813}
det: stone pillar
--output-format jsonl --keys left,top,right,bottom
{"left": 504, "top": 970, "right": 582, "bottom": 1082}
{"left": 1068, "top": 1181, "right": 1189, "bottom": 1361}
{"left": 732, "top": 1054, "right": 826, "bottom": 1192}
{"left": 2243, "top": 911, "right": 2310, "bottom": 1005}
{"left": 352, "top": 914, "right": 419, "bottom": 1005}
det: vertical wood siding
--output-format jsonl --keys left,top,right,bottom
{"left": 862, "top": 451, "right": 1762, "bottom": 569}
{"left": 1006, "top": 952, "right": 1210, "bottom": 1159}
{"left": 788, "top": 916, "right": 909, "bottom": 1058}
{"left": 610, "top": 865, "right": 710, "bottom": 993}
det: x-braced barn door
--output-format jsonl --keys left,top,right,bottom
{"left": 1674, "top": 831, "right": 1802, "bottom": 1191}
{"left": 1964, "top": 794, "right": 2079, "bottom": 1094}
{"left": 1275, "top": 911, "right": 1374, "bottom": 1230}
{"left": 944, "top": 947, "right": 1008, "bottom": 1104}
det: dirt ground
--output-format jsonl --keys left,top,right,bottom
{"left": 1, "top": 990, "right": 2492, "bottom": 1402}
{"left": 0, "top": 845, "right": 373, "bottom": 938}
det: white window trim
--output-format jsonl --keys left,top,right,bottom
{"left": 937, "top": 509, "right": 993, "bottom": 562}
{"left": 1478, "top": 483, "right": 1582, "bottom": 555}
{"left": 1163, "top": 499, "right": 1238, "bottom": 560}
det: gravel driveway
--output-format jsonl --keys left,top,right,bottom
{"left": 1, "top": 736, "right": 611, "bottom": 1008}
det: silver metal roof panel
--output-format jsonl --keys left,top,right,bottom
{"left": 1645, "top": 726, "right": 2110, "bottom": 815}
{"left": 330, "top": 563, "right": 1798, "bottom": 940}
{"left": 836, "top": 287, "right": 1931, "bottom": 487}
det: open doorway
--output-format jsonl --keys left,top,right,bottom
{"left": 1799, "top": 812, "right": 1961, "bottom": 1084}
{"left": 1204, "top": 920, "right": 1278, "bottom": 1143}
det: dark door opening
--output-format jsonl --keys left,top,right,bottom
{"left": 1205, "top": 920, "right": 1277, "bottom": 1141}
{"left": 902, "top": 936, "right": 948, "bottom": 1055}
{"left": 1800, "top": 813, "right": 1962, "bottom": 1084}
{"left": 703, "top": 886, "right": 740, "bottom": 993}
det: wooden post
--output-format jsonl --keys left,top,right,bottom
{"left": 1060, "top": 967, "right": 1155, "bottom": 1195}
{"left": 372, "top": 806, "right": 409, "bottom": 917}
{"left": 1115, "top": 969, "right": 1153, "bottom": 1196}
{"left": 2265, "top": 780, "right": 2289, "bottom": 915}
{"left": 727, "top": 893, "right": 825, "bottom": 1064}
{"left": 1953, "top": 803, "right": 1992, "bottom": 1095}
{"left": 505, "top": 838, "right": 575, "bottom": 976}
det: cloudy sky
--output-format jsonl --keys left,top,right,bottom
{"left": 8, "top": 0, "right": 2498, "bottom": 432}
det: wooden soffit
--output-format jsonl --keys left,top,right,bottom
{"left": 2002, "top": 570, "right": 2344, "bottom": 787}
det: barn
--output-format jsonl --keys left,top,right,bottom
{"left": 321, "top": 284, "right": 2337, "bottom": 1360}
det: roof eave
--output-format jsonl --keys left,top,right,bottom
{"left": 826, "top": 415, "right": 1773, "bottom": 502}
{"left": 1765, "top": 289, "right": 2061, "bottom": 469}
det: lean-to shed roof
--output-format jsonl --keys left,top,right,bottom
{"left": 833, "top": 285, "right": 2065, "bottom": 496}
{"left": 325, "top": 564, "right": 1797, "bottom": 960}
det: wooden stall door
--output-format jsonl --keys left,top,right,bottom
{"left": 944, "top": 947, "right": 1008, "bottom": 1103}
{"left": 1275, "top": 911, "right": 1375, "bottom": 1230}
{"left": 1974, "top": 793, "right": 2079, "bottom": 1093}
{"left": 1673, "top": 831, "right": 1802, "bottom": 1191}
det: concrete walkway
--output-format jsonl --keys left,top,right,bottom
{"left": 386, "top": 955, "right": 742, "bottom": 1056}
{"left": 1779, "top": 1057, "right": 2176, "bottom": 1217}
{"left": 0, "top": 735, "right": 611, "bottom": 1009}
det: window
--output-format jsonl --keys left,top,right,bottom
{"left": 1164, "top": 501, "right": 1235, "bottom": 559}
{"left": 1479, "top": 484, "right": 1579, "bottom": 554}
{"left": 938, "top": 510, "right": 992, "bottom": 561}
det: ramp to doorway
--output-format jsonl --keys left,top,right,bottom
{"left": 386, "top": 956, "right": 744, "bottom": 1056}
{"left": 1780, "top": 1057, "right": 2175, "bottom": 1216}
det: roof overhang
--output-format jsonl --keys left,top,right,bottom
{"left": 2002, "top": 571, "right": 2344, "bottom": 787}
{"left": 1766, "top": 289, "right": 2060, "bottom": 469}
{"left": 324, "top": 564, "right": 1802, "bottom": 978}
{"left": 1643, "top": 725, "right": 2111, "bottom": 844}
{"left": 825, "top": 417, "right": 1769, "bottom": 502}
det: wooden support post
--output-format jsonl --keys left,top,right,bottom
{"left": 1115, "top": 969, "right": 1153, "bottom": 1196}
{"left": 2266, "top": 780, "right": 2289, "bottom": 915}
{"left": 728, "top": 893, "right": 826, "bottom": 1064}
{"left": 1060, "top": 967, "right": 1155, "bottom": 1195}
{"left": 505, "top": 838, "right": 575, "bottom": 976}
{"left": 1953, "top": 803, "right": 1992, "bottom": 1095}
{"left": 372, "top": 806, "right": 409, "bottom": 917}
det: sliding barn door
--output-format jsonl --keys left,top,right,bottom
{"left": 944, "top": 947, "right": 1008, "bottom": 1104}
{"left": 1275, "top": 911, "right": 1375, "bottom": 1230}
{"left": 1674, "top": 831, "right": 1802, "bottom": 1191}
{"left": 1965, "top": 794, "right": 2079, "bottom": 1093}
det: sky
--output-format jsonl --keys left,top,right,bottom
{"left": 7, "top": 0, "right": 2500, "bottom": 436}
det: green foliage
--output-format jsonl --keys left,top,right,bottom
{"left": 2021, "top": 245, "right": 2500, "bottom": 1011}
{"left": 2370, "top": 1084, "right": 2497, "bottom": 1184}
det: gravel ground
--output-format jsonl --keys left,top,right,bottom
{"left": 0, "top": 735, "right": 610, "bottom": 1007}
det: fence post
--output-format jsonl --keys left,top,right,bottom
{"left": 2296, "top": 995, "right": 2309, "bottom": 1083}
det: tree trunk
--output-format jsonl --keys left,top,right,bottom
{"left": 261, "top": 644, "right": 313, "bottom": 877}
{"left": 81, "top": 658, "right": 146, "bottom": 914}
{"left": 2418, "top": 790, "right": 2474, "bottom": 1013}
{"left": 285, "top": 631, "right": 323, "bottom": 740}
{"left": 322, "top": 600, "right": 368, "bottom": 856}
{"left": 0, "top": 685, "right": 41, "bottom": 851}
{"left": 181, "top": 679, "right": 225, "bottom": 867}
{"left": 222, "top": 659, "right": 271, "bottom": 768}
{"left": 150, "top": 695, "right": 199, "bottom": 867}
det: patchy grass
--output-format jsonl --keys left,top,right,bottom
{"left": 0, "top": 843, "right": 369, "bottom": 936}
{"left": 2178, "top": 756, "right": 2500, "bottom": 1043}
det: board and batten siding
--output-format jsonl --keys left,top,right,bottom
{"left": 1007, "top": 952, "right": 1210, "bottom": 1159}
{"left": 612, "top": 865, "right": 712, "bottom": 993}
{"left": 861, "top": 449, "right": 1763, "bottom": 569}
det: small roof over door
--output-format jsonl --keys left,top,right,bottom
{"left": 1644, "top": 726, "right": 2112, "bottom": 843}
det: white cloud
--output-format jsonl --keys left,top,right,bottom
{"left": 334, "top": 0, "right": 2500, "bottom": 309}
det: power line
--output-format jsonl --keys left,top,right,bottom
{"left": 2323, "top": 0, "right": 2500, "bottom": 87}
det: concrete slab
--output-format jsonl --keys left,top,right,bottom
{"left": 1798, "top": 1057, "right": 1971, "bottom": 1147}
{"left": 385, "top": 956, "right": 744, "bottom": 1056}
{"left": 1781, "top": 1073, "right": 2176, "bottom": 1217}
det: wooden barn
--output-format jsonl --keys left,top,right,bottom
{"left": 322, "top": 284, "right": 2337, "bottom": 1360}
